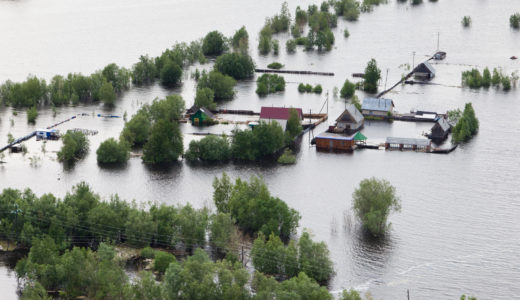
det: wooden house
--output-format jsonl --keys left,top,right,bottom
{"left": 335, "top": 104, "right": 364, "bottom": 133}
{"left": 190, "top": 107, "right": 216, "bottom": 126}
{"left": 428, "top": 116, "right": 451, "bottom": 141}
{"left": 361, "top": 97, "right": 394, "bottom": 117}
{"left": 314, "top": 132, "right": 355, "bottom": 151}
{"left": 259, "top": 106, "right": 303, "bottom": 130}
{"left": 413, "top": 61, "right": 436, "bottom": 80}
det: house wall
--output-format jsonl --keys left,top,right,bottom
{"left": 260, "top": 118, "right": 287, "bottom": 130}
{"left": 362, "top": 110, "right": 389, "bottom": 117}
{"left": 316, "top": 138, "right": 354, "bottom": 151}
{"left": 338, "top": 120, "right": 363, "bottom": 131}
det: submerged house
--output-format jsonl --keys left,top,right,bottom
{"left": 314, "top": 132, "right": 355, "bottom": 151}
{"left": 361, "top": 97, "right": 394, "bottom": 117}
{"left": 413, "top": 61, "right": 436, "bottom": 80}
{"left": 259, "top": 106, "right": 303, "bottom": 130}
{"left": 335, "top": 104, "right": 364, "bottom": 133}
{"left": 190, "top": 107, "right": 216, "bottom": 125}
{"left": 428, "top": 116, "right": 451, "bottom": 141}
{"left": 385, "top": 137, "right": 431, "bottom": 152}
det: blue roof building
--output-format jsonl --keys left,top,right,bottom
{"left": 361, "top": 97, "right": 394, "bottom": 117}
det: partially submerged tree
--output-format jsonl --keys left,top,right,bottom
{"left": 363, "top": 59, "right": 381, "bottom": 93}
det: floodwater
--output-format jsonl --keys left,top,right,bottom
{"left": 1, "top": 0, "right": 520, "bottom": 299}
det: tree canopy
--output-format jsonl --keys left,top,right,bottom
{"left": 202, "top": 31, "right": 227, "bottom": 56}
{"left": 214, "top": 53, "right": 255, "bottom": 80}
{"left": 96, "top": 138, "right": 129, "bottom": 164}
{"left": 57, "top": 131, "right": 89, "bottom": 163}
{"left": 197, "top": 70, "right": 236, "bottom": 100}
{"left": 363, "top": 58, "right": 381, "bottom": 93}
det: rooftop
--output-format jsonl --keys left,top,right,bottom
{"left": 260, "top": 107, "right": 303, "bottom": 120}
{"left": 362, "top": 97, "right": 394, "bottom": 112}
{"left": 336, "top": 104, "right": 364, "bottom": 123}
{"left": 316, "top": 132, "right": 355, "bottom": 141}
{"left": 386, "top": 137, "right": 431, "bottom": 147}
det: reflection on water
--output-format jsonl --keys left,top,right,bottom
{"left": 1, "top": 0, "right": 520, "bottom": 299}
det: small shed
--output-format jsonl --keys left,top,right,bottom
{"left": 335, "top": 104, "right": 364, "bottom": 133}
{"left": 190, "top": 107, "right": 216, "bottom": 126}
{"left": 413, "top": 61, "right": 436, "bottom": 80}
{"left": 428, "top": 117, "right": 451, "bottom": 141}
{"left": 259, "top": 106, "right": 303, "bottom": 130}
{"left": 434, "top": 51, "right": 447, "bottom": 60}
{"left": 314, "top": 132, "right": 355, "bottom": 151}
{"left": 385, "top": 137, "right": 431, "bottom": 152}
{"left": 361, "top": 97, "right": 394, "bottom": 117}
{"left": 36, "top": 129, "right": 59, "bottom": 140}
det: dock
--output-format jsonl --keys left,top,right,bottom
{"left": 255, "top": 69, "right": 334, "bottom": 76}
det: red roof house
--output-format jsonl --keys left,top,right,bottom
{"left": 259, "top": 107, "right": 303, "bottom": 130}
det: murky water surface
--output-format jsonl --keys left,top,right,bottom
{"left": 1, "top": 0, "right": 519, "bottom": 299}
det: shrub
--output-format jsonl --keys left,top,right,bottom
{"left": 27, "top": 106, "right": 38, "bottom": 123}
{"left": 298, "top": 83, "right": 306, "bottom": 93}
{"left": 57, "top": 131, "right": 89, "bottom": 163}
{"left": 267, "top": 62, "right": 284, "bottom": 70}
{"left": 510, "top": 13, "right": 520, "bottom": 29}
{"left": 462, "top": 16, "right": 471, "bottom": 27}
{"left": 286, "top": 39, "right": 297, "bottom": 53}
{"left": 231, "top": 122, "right": 285, "bottom": 160}
{"left": 312, "top": 84, "right": 323, "bottom": 94}
{"left": 452, "top": 103, "right": 479, "bottom": 143}
{"left": 340, "top": 79, "right": 356, "bottom": 98}
{"left": 214, "top": 53, "right": 255, "bottom": 80}
{"left": 185, "top": 135, "right": 231, "bottom": 162}
{"left": 258, "top": 25, "right": 273, "bottom": 55}
{"left": 202, "top": 31, "right": 226, "bottom": 56}
{"left": 277, "top": 149, "right": 296, "bottom": 164}
{"left": 153, "top": 251, "right": 176, "bottom": 273}
{"left": 352, "top": 177, "right": 401, "bottom": 237}
{"left": 344, "top": 28, "right": 350, "bottom": 38}
{"left": 272, "top": 40, "right": 280, "bottom": 55}
{"left": 140, "top": 247, "right": 155, "bottom": 259}
{"left": 198, "top": 71, "right": 236, "bottom": 100}
{"left": 96, "top": 138, "right": 129, "bottom": 164}
{"left": 160, "top": 60, "right": 182, "bottom": 87}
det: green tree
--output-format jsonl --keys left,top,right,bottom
{"left": 209, "top": 212, "right": 239, "bottom": 256}
{"left": 232, "top": 26, "right": 249, "bottom": 54}
{"left": 286, "top": 39, "right": 297, "bottom": 53}
{"left": 132, "top": 55, "right": 157, "bottom": 85}
{"left": 363, "top": 59, "right": 381, "bottom": 93}
{"left": 286, "top": 108, "right": 303, "bottom": 142}
{"left": 202, "top": 30, "right": 226, "bottom": 56}
{"left": 214, "top": 53, "right": 255, "bottom": 80}
{"left": 149, "top": 94, "right": 185, "bottom": 122}
{"left": 96, "top": 138, "right": 130, "bottom": 164}
{"left": 510, "top": 13, "right": 520, "bottom": 29}
{"left": 142, "top": 119, "right": 183, "bottom": 164}
{"left": 256, "top": 74, "right": 285, "bottom": 96}
{"left": 27, "top": 106, "right": 38, "bottom": 123}
{"left": 352, "top": 177, "right": 401, "bottom": 237}
{"left": 298, "top": 231, "right": 334, "bottom": 283}
{"left": 185, "top": 135, "right": 231, "bottom": 162}
{"left": 213, "top": 173, "right": 233, "bottom": 213}
{"left": 194, "top": 87, "right": 216, "bottom": 110}
{"left": 341, "top": 289, "right": 362, "bottom": 300}
{"left": 197, "top": 70, "right": 236, "bottom": 100}
{"left": 120, "top": 110, "right": 151, "bottom": 146}
{"left": 101, "top": 63, "right": 130, "bottom": 93}
{"left": 160, "top": 60, "right": 183, "bottom": 87}
{"left": 153, "top": 251, "right": 176, "bottom": 273}
{"left": 57, "top": 131, "right": 89, "bottom": 163}
{"left": 340, "top": 79, "right": 356, "bottom": 98}
{"left": 98, "top": 81, "right": 116, "bottom": 106}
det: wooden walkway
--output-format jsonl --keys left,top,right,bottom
{"left": 255, "top": 69, "right": 334, "bottom": 76}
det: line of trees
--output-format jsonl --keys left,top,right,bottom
{"left": 462, "top": 67, "right": 517, "bottom": 91}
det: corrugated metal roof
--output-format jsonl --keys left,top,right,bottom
{"left": 316, "top": 132, "right": 354, "bottom": 141}
{"left": 260, "top": 107, "right": 303, "bottom": 120}
{"left": 435, "top": 117, "right": 450, "bottom": 131}
{"left": 414, "top": 61, "right": 436, "bottom": 74}
{"left": 386, "top": 137, "right": 431, "bottom": 146}
{"left": 336, "top": 104, "right": 364, "bottom": 123}
{"left": 362, "top": 97, "right": 394, "bottom": 112}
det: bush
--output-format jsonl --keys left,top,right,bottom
{"left": 58, "top": 131, "right": 89, "bottom": 163}
{"left": 462, "top": 16, "right": 471, "bottom": 27}
{"left": 132, "top": 55, "right": 157, "bottom": 85}
{"left": 140, "top": 247, "right": 155, "bottom": 259}
{"left": 344, "top": 28, "right": 350, "bottom": 38}
{"left": 120, "top": 110, "right": 151, "bottom": 146}
{"left": 352, "top": 177, "right": 401, "bottom": 237}
{"left": 298, "top": 83, "right": 306, "bottom": 93}
{"left": 194, "top": 87, "right": 216, "bottom": 110}
{"left": 312, "top": 84, "right": 323, "bottom": 94}
{"left": 185, "top": 135, "right": 231, "bottom": 162}
{"left": 153, "top": 251, "right": 176, "bottom": 273}
{"left": 231, "top": 26, "right": 249, "bottom": 53}
{"left": 231, "top": 122, "right": 285, "bottom": 160}
{"left": 258, "top": 26, "right": 272, "bottom": 55}
{"left": 256, "top": 74, "right": 285, "bottom": 96}
{"left": 202, "top": 31, "right": 226, "bottom": 56}
{"left": 96, "top": 138, "right": 129, "bottom": 164}
{"left": 267, "top": 62, "right": 284, "bottom": 70}
{"left": 363, "top": 59, "right": 381, "bottom": 93}
{"left": 142, "top": 120, "right": 183, "bottom": 164}
{"left": 510, "top": 13, "right": 520, "bottom": 29}
{"left": 160, "top": 60, "right": 182, "bottom": 87}
{"left": 286, "top": 39, "right": 297, "bottom": 53}
{"left": 214, "top": 53, "right": 255, "bottom": 80}
{"left": 277, "top": 149, "right": 296, "bottom": 164}
{"left": 198, "top": 71, "right": 236, "bottom": 100}
{"left": 452, "top": 103, "right": 479, "bottom": 143}
{"left": 341, "top": 289, "right": 362, "bottom": 300}
{"left": 27, "top": 106, "right": 38, "bottom": 123}
{"left": 334, "top": 0, "right": 360, "bottom": 21}
{"left": 99, "top": 81, "right": 116, "bottom": 106}
{"left": 340, "top": 79, "right": 356, "bottom": 98}
{"left": 272, "top": 40, "right": 280, "bottom": 55}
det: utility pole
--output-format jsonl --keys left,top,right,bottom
{"left": 384, "top": 68, "right": 390, "bottom": 90}
{"left": 407, "top": 289, "right": 410, "bottom": 300}
{"left": 437, "top": 32, "right": 440, "bottom": 51}
{"left": 412, "top": 51, "right": 416, "bottom": 70}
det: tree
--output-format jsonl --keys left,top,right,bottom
{"left": 214, "top": 53, "right": 255, "bottom": 80}
{"left": 185, "top": 135, "right": 231, "bottom": 162}
{"left": 298, "top": 231, "right": 334, "bottom": 283}
{"left": 232, "top": 26, "right": 249, "bottom": 53}
{"left": 197, "top": 70, "right": 236, "bottom": 100}
{"left": 194, "top": 87, "right": 216, "bottom": 110}
{"left": 202, "top": 30, "right": 226, "bottom": 56}
{"left": 27, "top": 106, "right": 38, "bottom": 123}
{"left": 57, "top": 131, "right": 89, "bottom": 163}
{"left": 96, "top": 138, "right": 129, "bottom": 164}
{"left": 213, "top": 173, "right": 233, "bottom": 213}
{"left": 286, "top": 108, "right": 303, "bottom": 142}
{"left": 132, "top": 55, "right": 157, "bottom": 85}
{"left": 160, "top": 60, "right": 182, "bottom": 87}
{"left": 153, "top": 251, "right": 176, "bottom": 273}
{"left": 256, "top": 74, "right": 285, "bottom": 96}
{"left": 510, "top": 13, "right": 520, "bottom": 29}
{"left": 120, "top": 110, "right": 151, "bottom": 146}
{"left": 341, "top": 289, "right": 362, "bottom": 300}
{"left": 209, "top": 212, "right": 239, "bottom": 256}
{"left": 340, "top": 79, "right": 356, "bottom": 98}
{"left": 98, "top": 81, "right": 116, "bottom": 106}
{"left": 142, "top": 119, "right": 183, "bottom": 164}
{"left": 286, "top": 39, "right": 297, "bottom": 53}
{"left": 352, "top": 177, "right": 401, "bottom": 237}
{"left": 101, "top": 63, "right": 130, "bottom": 93}
{"left": 149, "top": 95, "right": 185, "bottom": 122}
{"left": 363, "top": 58, "right": 381, "bottom": 93}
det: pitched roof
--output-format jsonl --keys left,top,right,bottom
{"left": 414, "top": 61, "right": 436, "bottom": 74}
{"left": 336, "top": 104, "right": 364, "bottom": 123}
{"left": 362, "top": 97, "right": 394, "bottom": 112}
{"left": 198, "top": 107, "right": 216, "bottom": 119}
{"left": 260, "top": 107, "right": 303, "bottom": 120}
{"left": 434, "top": 117, "right": 450, "bottom": 131}
{"left": 353, "top": 131, "right": 367, "bottom": 141}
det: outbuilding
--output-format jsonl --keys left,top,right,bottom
{"left": 361, "top": 97, "right": 394, "bottom": 117}
{"left": 190, "top": 107, "right": 216, "bottom": 126}
{"left": 428, "top": 116, "right": 451, "bottom": 141}
{"left": 413, "top": 61, "right": 436, "bottom": 80}
{"left": 259, "top": 106, "right": 303, "bottom": 130}
{"left": 314, "top": 132, "right": 355, "bottom": 151}
{"left": 335, "top": 104, "right": 364, "bottom": 133}
{"left": 36, "top": 129, "right": 59, "bottom": 140}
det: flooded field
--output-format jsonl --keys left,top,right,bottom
{"left": 1, "top": 0, "right": 519, "bottom": 299}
